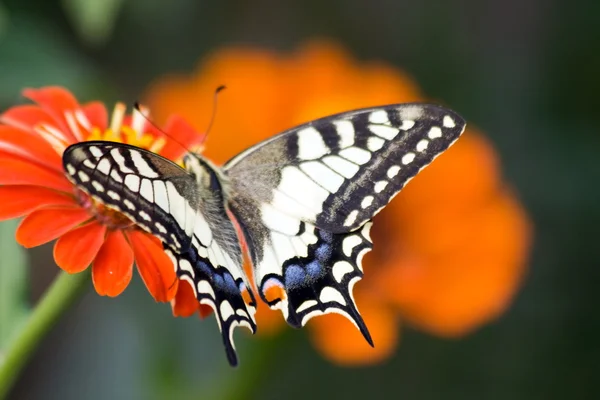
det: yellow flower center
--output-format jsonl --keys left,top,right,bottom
{"left": 86, "top": 102, "right": 167, "bottom": 153}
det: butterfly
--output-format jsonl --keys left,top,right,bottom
{"left": 62, "top": 103, "right": 466, "bottom": 365}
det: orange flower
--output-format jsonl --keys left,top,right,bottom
{"left": 145, "top": 41, "right": 532, "bottom": 365}
{"left": 0, "top": 86, "right": 204, "bottom": 301}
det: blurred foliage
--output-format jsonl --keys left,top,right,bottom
{"left": 61, "top": 0, "right": 124, "bottom": 47}
{"left": 0, "top": 221, "right": 28, "bottom": 349}
{"left": 0, "top": 0, "right": 598, "bottom": 399}
{"left": 0, "top": 15, "right": 104, "bottom": 105}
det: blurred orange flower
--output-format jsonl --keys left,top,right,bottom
{"left": 145, "top": 41, "right": 532, "bottom": 365}
{"left": 0, "top": 87, "right": 204, "bottom": 301}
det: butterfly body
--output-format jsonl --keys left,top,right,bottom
{"left": 63, "top": 103, "right": 466, "bottom": 365}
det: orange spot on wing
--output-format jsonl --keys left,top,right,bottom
{"left": 263, "top": 281, "right": 286, "bottom": 304}
{"left": 241, "top": 286, "right": 253, "bottom": 305}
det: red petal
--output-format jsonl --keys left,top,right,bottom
{"left": 161, "top": 115, "right": 205, "bottom": 160}
{"left": 0, "top": 154, "right": 73, "bottom": 192}
{"left": 198, "top": 304, "right": 214, "bottom": 318}
{"left": 0, "top": 186, "right": 76, "bottom": 220}
{"left": 0, "top": 126, "right": 63, "bottom": 171}
{"left": 92, "top": 230, "right": 134, "bottom": 296}
{"left": 16, "top": 207, "right": 91, "bottom": 248}
{"left": 127, "top": 230, "right": 178, "bottom": 302}
{"left": 171, "top": 279, "right": 200, "bottom": 317}
{"left": 81, "top": 101, "right": 108, "bottom": 133}
{"left": 1, "top": 105, "right": 58, "bottom": 134}
{"left": 53, "top": 222, "right": 107, "bottom": 273}
{"left": 22, "top": 87, "right": 80, "bottom": 139}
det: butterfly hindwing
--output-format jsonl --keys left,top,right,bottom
{"left": 229, "top": 191, "right": 374, "bottom": 339}
{"left": 63, "top": 141, "right": 257, "bottom": 365}
{"left": 165, "top": 241, "right": 256, "bottom": 366}
{"left": 225, "top": 103, "right": 465, "bottom": 336}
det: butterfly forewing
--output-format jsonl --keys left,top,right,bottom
{"left": 225, "top": 103, "right": 465, "bottom": 233}
{"left": 63, "top": 141, "right": 198, "bottom": 250}
{"left": 63, "top": 141, "right": 257, "bottom": 366}
{"left": 225, "top": 103, "right": 466, "bottom": 334}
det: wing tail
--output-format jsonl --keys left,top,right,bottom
{"left": 252, "top": 221, "right": 375, "bottom": 347}
{"left": 166, "top": 248, "right": 257, "bottom": 366}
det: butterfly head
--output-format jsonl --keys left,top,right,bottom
{"left": 183, "top": 153, "right": 228, "bottom": 199}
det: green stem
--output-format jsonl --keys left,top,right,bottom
{"left": 0, "top": 269, "right": 91, "bottom": 399}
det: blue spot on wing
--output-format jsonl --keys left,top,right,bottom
{"left": 315, "top": 244, "right": 332, "bottom": 263}
{"left": 305, "top": 260, "right": 322, "bottom": 278}
{"left": 285, "top": 265, "right": 305, "bottom": 289}
{"left": 223, "top": 273, "right": 238, "bottom": 293}
{"left": 213, "top": 274, "right": 224, "bottom": 289}
{"left": 196, "top": 260, "right": 211, "bottom": 275}
{"left": 318, "top": 229, "right": 334, "bottom": 242}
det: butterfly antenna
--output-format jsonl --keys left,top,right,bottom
{"left": 133, "top": 102, "right": 191, "bottom": 154}
{"left": 196, "top": 85, "right": 226, "bottom": 151}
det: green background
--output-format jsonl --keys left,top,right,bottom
{"left": 0, "top": 0, "right": 598, "bottom": 398}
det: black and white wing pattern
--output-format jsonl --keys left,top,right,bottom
{"left": 63, "top": 142, "right": 257, "bottom": 366}
{"left": 61, "top": 102, "right": 465, "bottom": 366}
{"left": 224, "top": 103, "right": 465, "bottom": 341}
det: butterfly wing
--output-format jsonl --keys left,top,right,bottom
{"left": 63, "top": 141, "right": 257, "bottom": 365}
{"left": 230, "top": 189, "right": 375, "bottom": 343}
{"left": 64, "top": 141, "right": 198, "bottom": 250}
{"left": 224, "top": 103, "right": 465, "bottom": 339}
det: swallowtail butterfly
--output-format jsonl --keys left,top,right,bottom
{"left": 63, "top": 103, "right": 466, "bottom": 365}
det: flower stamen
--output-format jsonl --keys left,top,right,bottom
{"left": 110, "top": 103, "right": 126, "bottom": 134}
{"left": 148, "top": 137, "right": 167, "bottom": 153}
{"left": 131, "top": 106, "right": 149, "bottom": 138}
{"left": 35, "top": 123, "right": 71, "bottom": 153}
{"left": 65, "top": 111, "right": 84, "bottom": 141}
{"left": 75, "top": 109, "right": 92, "bottom": 131}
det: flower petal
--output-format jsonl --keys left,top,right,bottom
{"left": 0, "top": 186, "right": 76, "bottom": 220}
{"left": 22, "top": 87, "right": 79, "bottom": 139}
{"left": 161, "top": 115, "right": 205, "bottom": 161}
{"left": 253, "top": 298, "right": 286, "bottom": 336}
{"left": 1, "top": 105, "right": 58, "bottom": 133}
{"left": 171, "top": 279, "right": 200, "bottom": 317}
{"left": 0, "top": 126, "right": 63, "bottom": 171}
{"left": 0, "top": 154, "right": 73, "bottom": 192}
{"left": 53, "top": 221, "right": 107, "bottom": 273}
{"left": 378, "top": 191, "right": 531, "bottom": 337}
{"left": 81, "top": 101, "right": 108, "bottom": 133}
{"left": 169, "top": 279, "right": 213, "bottom": 318}
{"left": 396, "top": 132, "right": 500, "bottom": 215}
{"left": 309, "top": 290, "right": 399, "bottom": 366}
{"left": 127, "top": 230, "right": 178, "bottom": 302}
{"left": 92, "top": 230, "right": 134, "bottom": 296}
{"left": 16, "top": 207, "right": 91, "bottom": 248}
{"left": 198, "top": 304, "right": 214, "bottom": 318}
